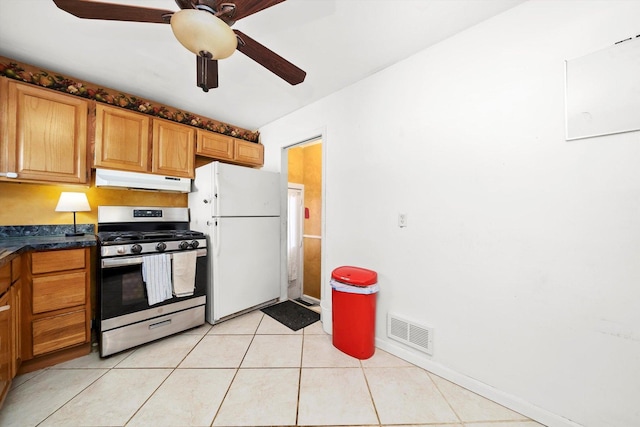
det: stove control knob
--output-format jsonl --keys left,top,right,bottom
{"left": 156, "top": 242, "right": 166, "bottom": 252}
{"left": 116, "top": 246, "right": 126, "bottom": 255}
{"left": 190, "top": 240, "right": 199, "bottom": 249}
{"left": 131, "top": 244, "right": 143, "bottom": 254}
{"left": 179, "top": 241, "right": 190, "bottom": 250}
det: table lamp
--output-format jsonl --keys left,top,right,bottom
{"left": 55, "top": 192, "right": 91, "bottom": 237}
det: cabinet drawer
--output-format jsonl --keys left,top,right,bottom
{"left": 31, "top": 249, "right": 85, "bottom": 274}
{"left": 32, "top": 271, "right": 86, "bottom": 314}
{"left": 32, "top": 310, "right": 86, "bottom": 356}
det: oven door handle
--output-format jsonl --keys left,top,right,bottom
{"left": 101, "top": 249, "right": 207, "bottom": 268}
{"left": 102, "top": 257, "right": 144, "bottom": 268}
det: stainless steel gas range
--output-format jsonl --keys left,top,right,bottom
{"left": 96, "top": 206, "right": 207, "bottom": 357}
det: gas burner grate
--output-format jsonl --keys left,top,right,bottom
{"left": 98, "top": 232, "right": 144, "bottom": 243}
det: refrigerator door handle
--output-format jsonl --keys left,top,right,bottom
{"left": 213, "top": 166, "right": 220, "bottom": 217}
{"left": 214, "top": 220, "right": 221, "bottom": 257}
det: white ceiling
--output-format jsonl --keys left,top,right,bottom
{"left": 0, "top": 0, "right": 524, "bottom": 131}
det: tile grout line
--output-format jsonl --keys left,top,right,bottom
{"left": 122, "top": 325, "right": 212, "bottom": 426}
{"left": 208, "top": 313, "right": 264, "bottom": 427}
{"left": 359, "top": 359, "right": 383, "bottom": 427}
{"left": 295, "top": 322, "right": 306, "bottom": 426}
{"left": 36, "top": 356, "right": 112, "bottom": 426}
{"left": 427, "top": 371, "right": 464, "bottom": 425}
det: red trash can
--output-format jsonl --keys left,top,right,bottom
{"left": 331, "top": 266, "right": 379, "bottom": 359}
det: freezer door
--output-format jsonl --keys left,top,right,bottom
{"left": 209, "top": 216, "right": 280, "bottom": 322}
{"left": 189, "top": 162, "right": 214, "bottom": 233}
{"left": 214, "top": 162, "right": 280, "bottom": 217}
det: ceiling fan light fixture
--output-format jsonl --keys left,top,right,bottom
{"left": 170, "top": 9, "right": 237, "bottom": 60}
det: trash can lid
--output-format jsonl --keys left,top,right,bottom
{"left": 331, "top": 266, "right": 377, "bottom": 286}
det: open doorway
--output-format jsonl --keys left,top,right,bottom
{"left": 286, "top": 138, "right": 322, "bottom": 307}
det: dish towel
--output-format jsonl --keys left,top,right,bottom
{"left": 172, "top": 250, "right": 197, "bottom": 297}
{"left": 142, "top": 253, "right": 173, "bottom": 305}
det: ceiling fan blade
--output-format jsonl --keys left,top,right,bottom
{"left": 218, "top": 0, "right": 286, "bottom": 21}
{"left": 234, "top": 30, "right": 306, "bottom": 85}
{"left": 175, "top": 0, "right": 196, "bottom": 9}
{"left": 53, "top": 0, "right": 174, "bottom": 24}
{"left": 196, "top": 55, "right": 219, "bottom": 92}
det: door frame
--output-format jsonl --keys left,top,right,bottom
{"left": 279, "top": 133, "right": 328, "bottom": 332}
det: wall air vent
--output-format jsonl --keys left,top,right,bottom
{"left": 387, "top": 313, "right": 434, "bottom": 355}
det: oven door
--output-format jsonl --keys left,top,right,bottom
{"left": 99, "top": 248, "right": 207, "bottom": 321}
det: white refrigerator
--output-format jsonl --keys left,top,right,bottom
{"left": 188, "top": 161, "right": 281, "bottom": 323}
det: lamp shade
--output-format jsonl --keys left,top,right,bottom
{"left": 55, "top": 192, "right": 91, "bottom": 212}
{"left": 170, "top": 9, "right": 237, "bottom": 59}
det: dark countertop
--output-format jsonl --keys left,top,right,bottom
{"left": 0, "top": 234, "right": 97, "bottom": 268}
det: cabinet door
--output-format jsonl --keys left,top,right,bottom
{"left": 0, "top": 292, "right": 11, "bottom": 404}
{"left": 234, "top": 140, "right": 264, "bottom": 166}
{"left": 152, "top": 119, "right": 195, "bottom": 178}
{"left": 0, "top": 263, "right": 9, "bottom": 296}
{"left": 196, "top": 130, "right": 234, "bottom": 160}
{"left": 11, "top": 277, "right": 21, "bottom": 378}
{"left": 94, "top": 104, "right": 150, "bottom": 172}
{"left": 3, "top": 81, "right": 88, "bottom": 183}
{"left": 0, "top": 78, "right": 9, "bottom": 178}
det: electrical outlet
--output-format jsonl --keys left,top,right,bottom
{"left": 398, "top": 213, "right": 408, "bottom": 228}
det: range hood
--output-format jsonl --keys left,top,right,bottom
{"left": 95, "top": 168, "right": 191, "bottom": 193}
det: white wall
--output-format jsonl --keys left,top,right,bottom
{"left": 259, "top": 2, "right": 640, "bottom": 426}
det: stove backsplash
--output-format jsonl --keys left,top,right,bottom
{"left": 0, "top": 224, "right": 95, "bottom": 238}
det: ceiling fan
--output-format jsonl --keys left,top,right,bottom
{"left": 52, "top": 0, "right": 307, "bottom": 91}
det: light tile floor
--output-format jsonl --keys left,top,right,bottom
{"left": 1, "top": 308, "right": 546, "bottom": 427}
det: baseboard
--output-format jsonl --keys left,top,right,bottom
{"left": 320, "top": 303, "right": 332, "bottom": 334}
{"left": 375, "top": 338, "right": 583, "bottom": 427}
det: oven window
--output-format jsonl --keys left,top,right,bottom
{"left": 121, "top": 270, "right": 146, "bottom": 305}
{"left": 101, "top": 264, "right": 148, "bottom": 319}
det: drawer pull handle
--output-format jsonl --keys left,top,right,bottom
{"left": 149, "top": 319, "right": 171, "bottom": 330}
{"left": 0, "top": 305, "right": 10, "bottom": 313}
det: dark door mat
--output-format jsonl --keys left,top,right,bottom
{"left": 295, "top": 298, "right": 314, "bottom": 306}
{"left": 261, "top": 300, "right": 320, "bottom": 331}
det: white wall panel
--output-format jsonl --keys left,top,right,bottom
{"left": 260, "top": 2, "right": 640, "bottom": 426}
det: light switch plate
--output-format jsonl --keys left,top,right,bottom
{"left": 398, "top": 213, "right": 408, "bottom": 228}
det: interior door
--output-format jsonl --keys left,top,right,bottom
{"left": 287, "top": 184, "right": 304, "bottom": 300}
{"left": 210, "top": 216, "right": 280, "bottom": 321}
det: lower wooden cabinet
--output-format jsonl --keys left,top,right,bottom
{"left": 0, "top": 291, "right": 11, "bottom": 407}
{"left": 20, "top": 248, "right": 91, "bottom": 373}
{"left": 0, "top": 254, "right": 19, "bottom": 408}
{"left": 10, "top": 273, "right": 21, "bottom": 378}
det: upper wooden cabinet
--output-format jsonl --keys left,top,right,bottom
{"left": 196, "top": 130, "right": 234, "bottom": 161}
{"left": 93, "top": 105, "right": 195, "bottom": 178}
{"left": 234, "top": 139, "right": 264, "bottom": 166}
{"left": 152, "top": 118, "right": 195, "bottom": 179}
{"left": 94, "top": 103, "right": 150, "bottom": 173}
{"left": 0, "top": 80, "right": 88, "bottom": 184}
{"left": 196, "top": 130, "right": 264, "bottom": 167}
